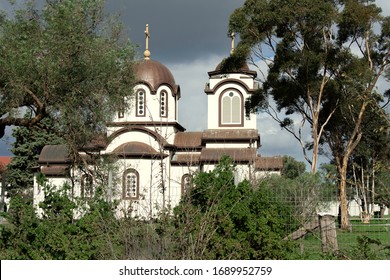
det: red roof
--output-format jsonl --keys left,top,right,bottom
{"left": 0, "top": 156, "right": 12, "bottom": 172}
{"left": 255, "top": 156, "right": 284, "bottom": 170}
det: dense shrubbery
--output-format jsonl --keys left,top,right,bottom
{"left": 1, "top": 156, "right": 373, "bottom": 260}
{"left": 172, "top": 156, "right": 295, "bottom": 259}
{"left": 0, "top": 157, "right": 297, "bottom": 259}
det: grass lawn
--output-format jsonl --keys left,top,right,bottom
{"left": 286, "top": 217, "right": 390, "bottom": 260}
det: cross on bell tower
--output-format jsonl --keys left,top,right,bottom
{"left": 144, "top": 24, "right": 151, "bottom": 60}
{"left": 230, "top": 32, "right": 235, "bottom": 55}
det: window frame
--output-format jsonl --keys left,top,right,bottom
{"left": 181, "top": 173, "right": 193, "bottom": 196}
{"left": 159, "top": 90, "right": 168, "bottom": 118}
{"left": 122, "top": 168, "right": 140, "bottom": 200}
{"left": 219, "top": 89, "right": 244, "bottom": 127}
{"left": 118, "top": 97, "right": 125, "bottom": 118}
{"left": 136, "top": 89, "right": 146, "bottom": 117}
{"left": 81, "top": 174, "right": 94, "bottom": 199}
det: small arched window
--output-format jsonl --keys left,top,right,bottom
{"left": 123, "top": 169, "right": 139, "bottom": 200}
{"left": 220, "top": 90, "right": 243, "bottom": 126}
{"left": 136, "top": 90, "right": 146, "bottom": 117}
{"left": 160, "top": 90, "right": 168, "bottom": 118}
{"left": 118, "top": 97, "right": 125, "bottom": 118}
{"left": 181, "top": 173, "right": 193, "bottom": 195}
{"left": 81, "top": 174, "right": 94, "bottom": 198}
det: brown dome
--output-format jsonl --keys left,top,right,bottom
{"left": 135, "top": 59, "right": 180, "bottom": 96}
{"left": 208, "top": 60, "right": 257, "bottom": 77}
{"left": 215, "top": 60, "right": 250, "bottom": 72}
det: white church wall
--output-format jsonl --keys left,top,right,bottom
{"left": 207, "top": 82, "right": 257, "bottom": 130}
{"left": 143, "top": 125, "right": 177, "bottom": 145}
{"left": 104, "top": 131, "right": 162, "bottom": 154}
{"left": 33, "top": 176, "right": 72, "bottom": 218}
{"left": 168, "top": 165, "right": 199, "bottom": 208}
{"left": 318, "top": 201, "right": 389, "bottom": 217}
{"left": 155, "top": 85, "right": 177, "bottom": 122}
{"left": 113, "top": 157, "right": 172, "bottom": 218}
{"left": 204, "top": 143, "right": 253, "bottom": 149}
{"left": 208, "top": 73, "right": 254, "bottom": 89}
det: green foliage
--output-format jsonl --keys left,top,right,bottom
{"left": 376, "top": 171, "right": 390, "bottom": 209}
{"left": 282, "top": 156, "right": 306, "bottom": 179}
{"left": 172, "top": 156, "right": 295, "bottom": 259}
{"left": 258, "top": 172, "right": 337, "bottom": 226}
{"left": 0, "top": 157, "right": 386, "bottom": 260}
{"left": 228, "top": 0, "right": 390, "bottom": 170}
{"left": 229, "top": 0, "right": 390, "bottom": 230}
{"left": 0, "top": 178, "right": 121, "bottom": 259}
{"left": 0, "top": 0, "right": 135, "bottom": 149}
{"left": 6, "top": 115, "right": 64, "bottom": 192}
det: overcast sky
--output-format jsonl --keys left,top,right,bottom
{"left": 1, "top": 0, "right": 390, "bottom": 170}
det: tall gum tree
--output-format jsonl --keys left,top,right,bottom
{"left": 0, "top": 0, "right": 135, "bottom": 152}
{"left": 227, "top": 0, "right": 390, "bottom": 230}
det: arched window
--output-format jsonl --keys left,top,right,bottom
{"left": 81, "top": 174, "right": 94, "bottom": 198}
{"left": 118, "top": 97, "right": 125, "bottom": 118}
{"left": 136, "top": 90, "right": 146, "bottom": 117}
{"left": 160, "top": 90, "right": 168, "bottom": 118}
{"left": 181, "top": 173, "right": 193, "bottom": 195}
{"left": 123, "top": 169, "right": 139, "bottom": 200}
{"left": 220, "top": 90, "right": 243, "bottom": 126}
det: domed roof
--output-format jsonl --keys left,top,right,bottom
{"left": 215, "top": 60, "right": 250, "bottom": 72}
{"left": 135, "top": 59, "right": 180, "bottom": 96}
{"left": 208, "top": 59, "right": 257, "bottom": 77}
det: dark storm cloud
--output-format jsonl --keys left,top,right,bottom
{"left": 106, "top": 0, "right": 245, "bottom": 63}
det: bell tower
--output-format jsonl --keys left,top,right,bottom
{"left": 204, "top": 33, "right": 258, "bottom": 130}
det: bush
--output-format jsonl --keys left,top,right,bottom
{"left": 172, "top": 156, "right": 295, "bottom": 259}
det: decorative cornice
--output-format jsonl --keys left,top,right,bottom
{"left": 204, "top": 78, "right": 256, "bottom": 94}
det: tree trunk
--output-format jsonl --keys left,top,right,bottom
{"left": 0, "top": 171, "right": 6, "bottom": 212}
{"left": 319, "top": 214, "right": 338, "bottom": 253}
{"left": 339, "top": 165, "right": 350, "bottom": 230}
{"left": 311, "top": 140, "right": 318, "bottom": 174}
{"left": 380, "top": 205, "right": 386, "bottom": 219}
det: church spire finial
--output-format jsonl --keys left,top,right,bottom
{"left": 144, "top": 24, "right": 151, "bottom": 60}
{"left": 230, "top": 32, "right": 235, "bottom": 55}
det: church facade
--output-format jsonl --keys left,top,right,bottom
{"left": 33, "top": 26, "right": 283, "bottom": 218}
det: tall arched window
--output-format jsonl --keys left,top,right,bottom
{"left": 81, "top": 174, "right": 94, "bottom": 198}
{"left": 118, "top": 97, "right": 125, "bottom": 118}
{"left": 123, "top": 169, "right": 139, "bottom": 200}
{"left": 220, "top": 90, "right": 243, "bottom": 126}
{"left": 136, "top": 90, "right": 146, "bottom": 117}
{"left": 181, "top": 173, "right": 192, "bottom": 195}
{"left": 160, "top": 90, "right": 168, "bottom": 118}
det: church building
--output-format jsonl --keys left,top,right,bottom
{"left": 33, "top": 25, "right": 283, "bottom": 218}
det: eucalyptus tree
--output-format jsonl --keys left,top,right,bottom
{"left": 227, "top": 0, "right": 390, "bottom": 229}
{"left": 0, "top": 0, "right": 135, "bottom": 152}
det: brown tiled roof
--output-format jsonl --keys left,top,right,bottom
{"left": 200, "top": 148, "right": 257, "bottom": 162}
{"left": 174, "top": 132, "right": 203, "bottom": 149}
{"left": 255, "top": 157, "right": 284, "bottom": 170}
{"left": 107, "top": 121, "right": 186, "bottom": 132}
{"left": 81, "top": 134, "right": 107, "bottom": 151}
{"left": 171, "top": 154, "right": 201, "bottom": 165}
{"left": 202, "top": 129, "right": 260, "bottom": 144}
{"left": 112, "top": 142, "right": 168, "bottom": 158}
{"left": 135, "top": 60, "right": 180, "bottom": 96}
{"left": 0, "top": 156, "right": 12, "bottom": 172}
{"left": 107, "top": 125, "right": 175, "bottom": 150}
{"left": 41, "top": 165, "right": 69, "bottom": 176}
{"left": 38, "top": 145, "right": 70, "bottom": 164}
{"left": 208, "top": 61, "right": 257, "bottom": 77}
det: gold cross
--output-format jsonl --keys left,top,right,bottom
{"left": 144, "top": 24, "right": 151, "bottom": 60}
{"left": 230, "top": 32, "right": 235, "bottom": 55}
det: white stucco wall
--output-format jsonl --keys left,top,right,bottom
{"left": 111, "top": 84, "right": 177, "bottom": 125}
{"left": 33, "top": 175, "right": 72, "bottom": 218}
{"left": 207, "top": 75, "right": 257, "bottom": 130}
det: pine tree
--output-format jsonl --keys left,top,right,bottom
{"left": 6, "top": 116, "right": 64, "bottom": 194}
